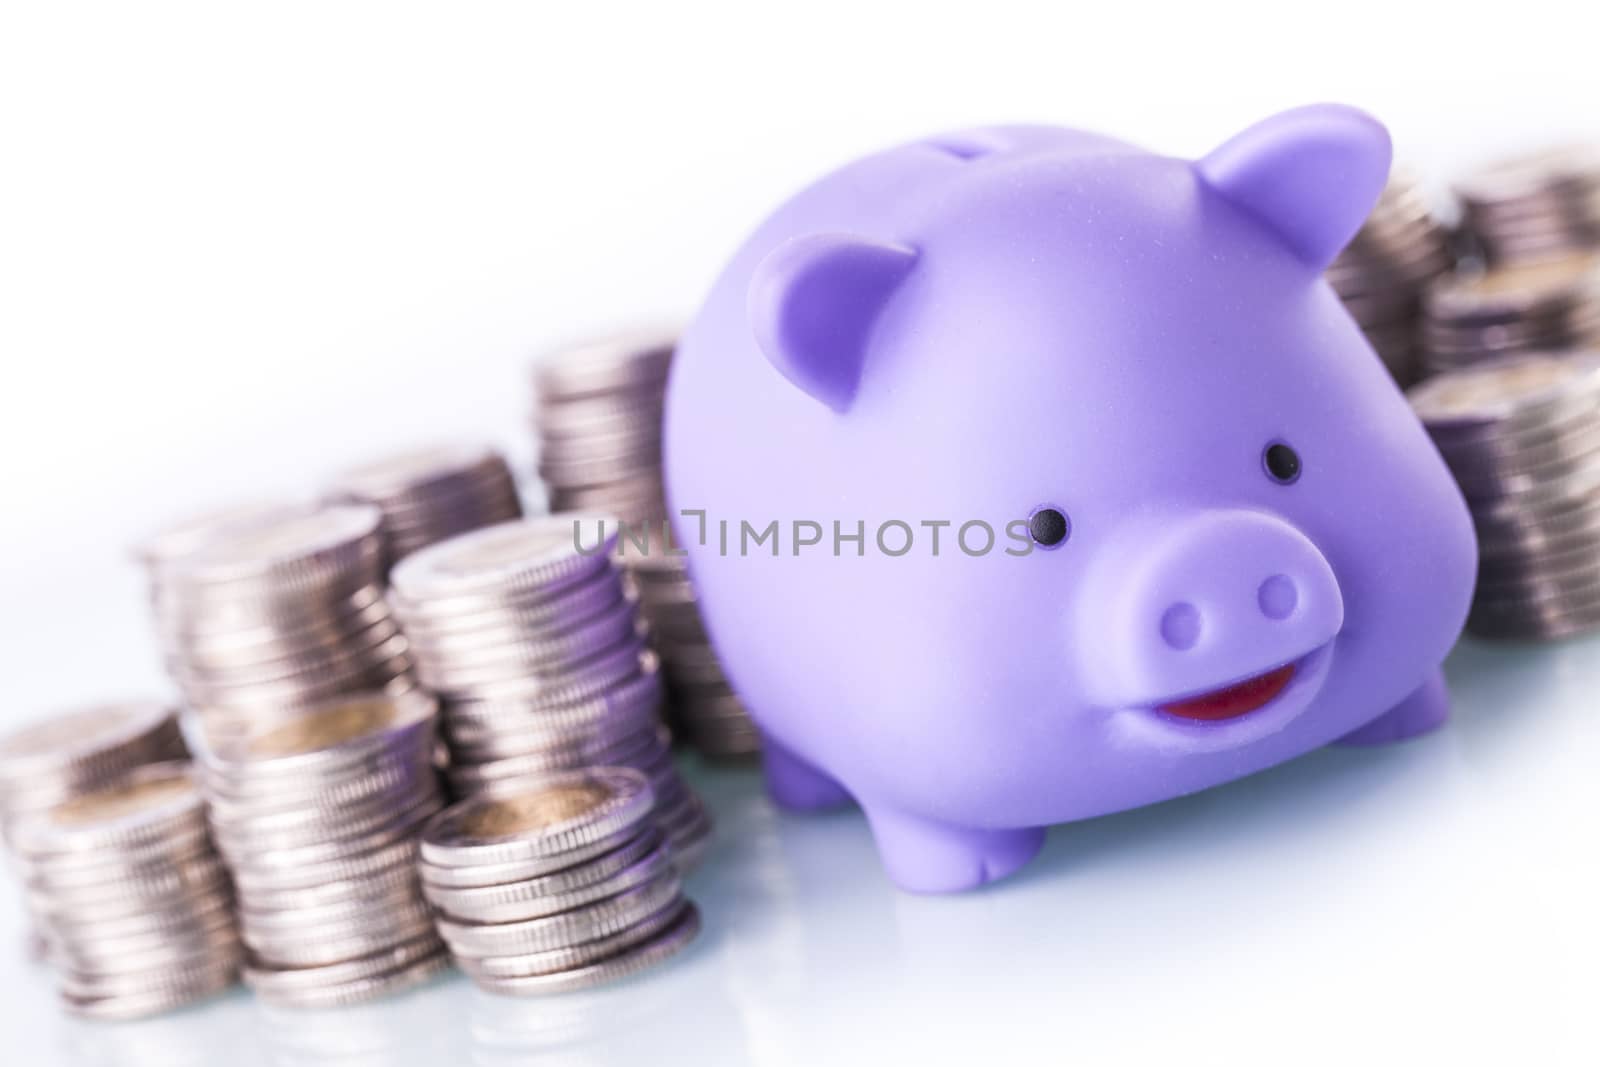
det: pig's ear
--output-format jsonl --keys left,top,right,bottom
{"left": 748, "top": 233, "right": 918, "bottom": 413}
{"left": 1195, "top": 104, "right": 1391, "bottom": 271}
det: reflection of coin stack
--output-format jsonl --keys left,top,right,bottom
{"left": 1409, "top": 352, "right": 1600, "bottom": 639}
{"left": 325, "top": 444, "right": 524, "bottom": 565}
{"left": 422, "top": 767, "right": 700, "bottom": 995}
{"left": 1456, "top": 146, "right": 1600, "bottom": 266}
{"left": 139, "top": 504, "right": 417, "bottom": 741}
{"left": 389, "top": 518, "right": 713, "bottom": 871}
{"left": 1328, "top": 170, "right": 1456, "bottom": 386}
{"left": 9, "top": 763, "right": 239, "bottom": 1020}
{"left": 534, "top": 331, "right": 760, "bottom": 759}
{"left": 196, "top": 690, "right": 450, "bottom": 1007}
{"left": 1420, "top": 254, "right": 1600, "bottom": 377}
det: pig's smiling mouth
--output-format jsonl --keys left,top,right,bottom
{"left": 1113, "top": 644, "right": 1336, "bottom": 750}
{"left": 1159, "top": 662, "right": 1299, "bottom": 721}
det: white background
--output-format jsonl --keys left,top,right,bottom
{"left": 0, "top": 1, "right": 1597, "bottom": 1063}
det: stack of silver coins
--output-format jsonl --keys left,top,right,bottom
{"left": 8, "top": 763, "right": 240, "bottom": 1020}
{"left": 389, "top": 517, "right": 713, "bottom": 869}
{"left": 1419, "top": 254, "right": 1600, "bottom": 376}
{"left": 1456, "top": 145, "right": 1600, "bottom": 266}
{"left": 534, "top": 331, "right": 760, "bottom": 759}
{"left": 422, "top": 767, "right": 700, "bottom": 995}
{"left": 195, "top": 689, "right": 450, "bottom": 1007}
{"left": 1328, "top": 169, "right": 1457, "bottom": 386}
{"left": 1408, "top": 351, "right": 1600, "bottom": 639}
{"left": 617, "top": 549, "right": 762, "bottom": 758}
{"left": 534, "top": 330, "right": 674, "bottom": 524}
{"left": 325, "top": 444, "right": 524, "bottom": 565}
{"left": 139, "top": 503, "right": 416, "bottom": 741}
{"left": 0, "top": 702, "right": 188, "bottom": 975}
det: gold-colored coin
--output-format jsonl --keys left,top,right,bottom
{"left": 51, "top": 774, "right": 194, "bottom": 827}
{"left": 461, "top": 783, "right": 612, "bottom": 838}
{"left": 245, "top": 696, "right": 399, "bottom": 758}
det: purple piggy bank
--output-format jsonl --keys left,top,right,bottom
{"left": 662, "top": 104, "right": 1477, "bottom": 893}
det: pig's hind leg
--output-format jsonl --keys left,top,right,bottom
{"left": 862, "top": 806, "right": 1046, "bottom": 893}
{"left": 763, "top": 737, "right": 854, "bottom": 812}
{"left": 1335, "top": 666, "right": 1450, "bottom": 746}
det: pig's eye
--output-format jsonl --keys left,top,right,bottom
{"left": 1028, "top": 505, "right": 1070, "bottom": 548}
{"left": 1263, "top": 442, "right": 1301, "bottom": 484}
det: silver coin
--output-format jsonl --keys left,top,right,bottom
{"left": 465, "top": 902, "right": 700, "bottom": 997}
{"left": 228, "top": 836, "right": 420, "bottom": 895}
{"left": 419, "top": 820, "right": 645, "bottom": 889}
{"left": 160, "top": 504, "right": 385, "bottom": 595}
{"left": 0, "top": 703, "right": 180, "bottom": 795}
{"left": 243, "top": 904, "right": 437, "bottom": 968}
{"left": 534, "top": 328, "right": 676, "bottom": 404}
{"left": 8, "top": 762, "right": 204, "bottom": 861}
{"left": 328, "top": 443, "right": 513, "bottom": 503}
{"left": 463, "top": 896, "right": 690, "bottom": 980}
{"left": 242, "top": 932, "right": 444, "bottom": 995}
{"left": 426, "top": 634, "right": 653, "bottom": 705}
{"left": 421, "top": 767, "right": 654, "bottom": 868}
{"left": 424, "top": 832, "right": 670, "bottom": 924}
{"left": 413, "top": 606, "right": 646, "bottom": 688}
{"left": 437, "top": 869, "right": 684, "bottom": 959}
{"left": 390, "top": 517, "right": 618, "bottom": 604}
{"left": 200, "top": 689, "right": 438, "bottom": 778}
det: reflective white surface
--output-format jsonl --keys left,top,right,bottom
{"left": 2, "top": 635, "right": 1596, "bottom": 1064}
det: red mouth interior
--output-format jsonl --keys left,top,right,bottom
{"left": 1161, "top": 663, "right": 1297, "bottom": 721}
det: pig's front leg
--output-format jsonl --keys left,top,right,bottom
{"left": 763, "top": 736, "right": 853, "bottom": 812}
{"left": 862, "top": 805, "right": 1046, "bottom": 893}
{"left": 1335, "top": 666, "right": 1450, "bottom": 746}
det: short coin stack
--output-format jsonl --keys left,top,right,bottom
{"left": 1408, "top": 351, "right": 1600, "bottom": 639}
{"left": 534, "top": 331, "right": 760, "bottom": 759}
{"left": 196, "top": 690, "right": 450, "bottom": 1007}
{"left": 1419, "top": 254, "right": 1600, "bottom": 377}
{"left": 389, "top": 518, "right": 713, "bottom": 870}
{"left": 1328, "top": 169, "right": 1457, "bottom": 386}
{"left": 325, "top": 444, "right": 524, "bottom": 565}
{"left": 422, "top": 767, "right": 700, "bottom": 995}
{"left": 1456, "top": 146, "right": 1600, "bottom": 266}
{"left": 0, "top": 702, "right": 189, "bottom": 978}
{"left": 8, "top": 763, "right": 240, "bottom": 1020}
{"left": 140, "top": 503, "right": 417, "bottom": 741}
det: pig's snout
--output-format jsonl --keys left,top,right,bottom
{"left": 1079, "top": 510, "right": 1344, "bottom": 711}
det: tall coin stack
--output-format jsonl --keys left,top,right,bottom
{"left": 421, "top": 767, "right": 700, "bottom": 995}
{"left": 1408, "top": 351, "right": 1600, "bottom": 639}
{"left": 8, "top": 763, "right": 240, "bottom": 1020}
{"left": 388, "top": 517, "right": 713, "bottom": 870}
{"left": 1419, "top": 254, "right": 1600, "bottom": 377}
{"left": 140, "top": 504, "right": 417, "bottom": 741}
{"left": 1456, "top": 146, "right": 1600, "bottom": 266}
{"left": 533, "top": 331, "right": 760, "bottom": 759}
{"left": 1329, "top": 169, "right": 1457, "bottom": 386}
{"left": 196, "top": 689, "right": 450, "bottom": 1007}
{"left": 325, "top": 444, "right": 524, "bottom": 566}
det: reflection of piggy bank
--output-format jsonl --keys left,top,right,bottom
{"left": 663, "top": 105, "right": 1477, "bottom": 892}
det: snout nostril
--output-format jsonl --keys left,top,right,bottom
{"left": 1159, "top": 602, "right": 1202, "bottom": 651}
{"left": 1258, "top": 574, "right": 1299, "bottom": 620}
